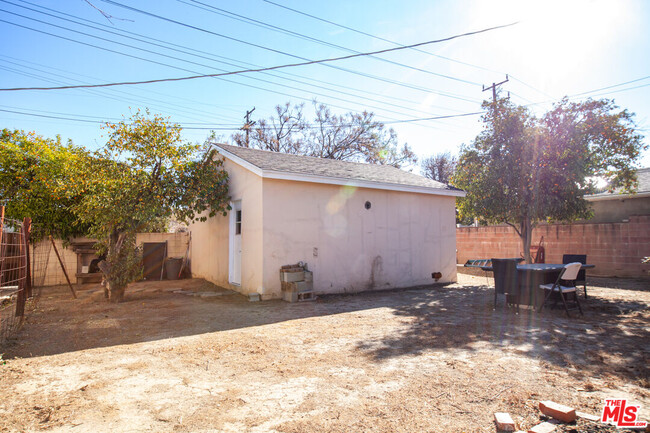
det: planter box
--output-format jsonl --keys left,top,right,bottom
{"left": 281, "top": 270, "right": 305, "bottom": 282}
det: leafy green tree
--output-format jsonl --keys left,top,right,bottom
{"left": 453, "top": 97, "right": 646, "bottom": 262}
{"left": 0, "top": 129, "right": 90, "bottom": 240}
{"left": 73, "top": 111, "right": 230, "bottom": 302}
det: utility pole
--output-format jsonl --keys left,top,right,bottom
{"left": 482, "top": 74, "right": 509, "bottom": 107}
{"left": 242, "top": 107, "right": 256, "bottom": 147}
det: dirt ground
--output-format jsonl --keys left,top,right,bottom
{"left": 0, "top": 274, "right": 648, "bottom": 433}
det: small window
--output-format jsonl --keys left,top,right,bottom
{"left": 235, "top": 210, "right": 242, "bottom": 235}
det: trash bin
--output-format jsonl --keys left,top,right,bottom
{"left": 165, "top": 257, "right": 183, "bottom": 280}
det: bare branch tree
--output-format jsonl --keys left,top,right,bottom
{"left": 232, "top": 101, "right": 417, "bottom": 168}
{"left": 421, "top": 152, "right": 457, "bottom": 184}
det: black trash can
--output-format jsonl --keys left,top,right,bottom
{"left": 165, "top": 257, "right": 183, "bottom": 280}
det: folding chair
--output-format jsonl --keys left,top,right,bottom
{"left": 538, "top": 262, "right": 583, "bottom": 317}
{"left": 562, "top": 254, "right": 588, "bottom": 298}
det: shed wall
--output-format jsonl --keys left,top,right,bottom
{"left": 261, "top": 178, "right": 457, "bottom": 298}
{"left": 190, "top": 158, "right": 264, "bottom": 294}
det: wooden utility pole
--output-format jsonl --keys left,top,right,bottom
{"left": 242, "top": 107, "right": 256, "bottom": 147}
{"left": 482, "top": 75, "right": 509, "bottom": 107}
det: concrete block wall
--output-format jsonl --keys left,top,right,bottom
{"left": 456, "top": 215, "right": 650, "bottom": 278}
{"left": 32, "top": 232, "right": 190, "bottom": 287}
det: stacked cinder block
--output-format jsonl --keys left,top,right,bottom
{"left": 280, "top": 263, "right": 315, "bottom": 302}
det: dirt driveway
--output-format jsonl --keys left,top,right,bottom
{"left": 1, "top": 275, "right": 648, "bottom": 432}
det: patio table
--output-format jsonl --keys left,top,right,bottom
{"left": 481, "top": 263, "right": 595, "bottom": 308}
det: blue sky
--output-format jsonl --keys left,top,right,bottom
{"left": 1, "top": 0, "right": 649, "bottom": 170}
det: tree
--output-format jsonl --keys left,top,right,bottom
{"left": 232, "top": 101, "right": 417, "bottom": 168}
{"left": 421, "top": 152, "right": 457, "bottom": 184}
{"left": 0, "top": 129, "right": 90, "bottom": 240}
{"left": 453, "top": 97, "right": 646, "bottom": 263}
{"left": 73, "top": 111, "right": 230, "bottom": 302}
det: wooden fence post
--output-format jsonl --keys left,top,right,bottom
{"left": 23, "top": 217, "right": 32, "bottom": 298}
{"left": 15, "top": 226, "right": 26, "bottom": 317}
{"left": 50, "top": 235, "right": 77, "bottom": 299}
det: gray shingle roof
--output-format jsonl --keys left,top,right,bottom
{"left": 214, "top": 143, "right": 460, "bottom": 192}
{"left": 587, "top": 167, "right": 650, "bottom": 199}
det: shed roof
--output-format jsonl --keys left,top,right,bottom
{"left": 213, "top": 143, "right": 464, "bottom": 197}
{"left": 586, "top": 167, "right": 650, "bottom": 201}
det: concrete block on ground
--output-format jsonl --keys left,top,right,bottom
{"left": 248, "top": 293, "right": 260, "bottom": 302}
{"left": 283, "top": 290, "right": 298, "bottom": 303}
{"left": 494, "top": 412, "right": 516, "bottom": 431}
{"left": 298, "top": 291, "right": 315, "bottom": 302}
{"left": 527, "top": 422, "right": 556, "bottom": 433}
{"left": 539, "top": 401, "right": 577, "bottom": 423}
{"left": 294, "top": 281, "right": 313, "bottom": 292}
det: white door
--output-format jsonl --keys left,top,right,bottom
{"left": 229, "top": 201, "right": 242, "bottom": 285}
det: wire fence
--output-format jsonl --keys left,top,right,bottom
{"left": 0, "top": 212, "right": 57, "bottom": 344}
{"left": 0, "top": 216, "right": 28, "bottom": 344}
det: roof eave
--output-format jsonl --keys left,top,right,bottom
{"left": 216, "top": 145, "right": 466, "bottom": 198}
{"left": 585, "top": 191, "right": 650, "bottom": 201}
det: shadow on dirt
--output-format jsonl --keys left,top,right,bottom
{"left": 354, "top": 282, "right": 649, "bottom": 385}
{"left": 3, "top": 277, "right": 649, "bottom": 387}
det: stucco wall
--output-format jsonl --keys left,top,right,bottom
{"left": 260, "top": 178, "right": 458, "bottom": 298}
{"left": 190, "top": 158, "right": 264, "bottom": 294}
{"left": 587, "top": 197, "right": 650, "bottom": 223}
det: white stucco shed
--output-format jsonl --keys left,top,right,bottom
{"left": 190, "top": 144, "right": 465, "bottom": 300}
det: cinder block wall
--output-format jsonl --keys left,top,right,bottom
{"left": 456, "top": 215, "right": 650, "bottom": 278}
{"left": 32, "top": 232, "right": 190, "bottom": 287}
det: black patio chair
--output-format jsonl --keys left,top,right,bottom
{"left": 563, "top": 254, "right": 587, "bottom": 298}
{"left": 491, "top": 258, "right": 520, "bottom": 312}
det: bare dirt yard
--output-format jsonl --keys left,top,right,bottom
{"left": 0, "top": 274, "right": 648, "bottom": 433}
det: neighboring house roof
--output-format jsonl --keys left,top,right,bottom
{"left": 213, "top": 143, "right": 465, "bottom": 197}
{"left": 585, "top": 167, "right": 650, "bottom": 201}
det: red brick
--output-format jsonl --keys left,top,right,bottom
{"left": 539, "top": 401, "right": 577, "bottom": 423}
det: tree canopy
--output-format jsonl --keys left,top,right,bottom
{"left": 231, "top": 102, "right": 417, "bottom": 168}
{"left": 421, "top": 152, "right": 457, "bottom": 184}
{"left": 0, "top": 129, "right": 90, "bottom": 240}
{"left": 71, "top": 110, "right": 230, "bottom": 301}
{"left": 453, "top": 97, "right": 646, "bottom": 262}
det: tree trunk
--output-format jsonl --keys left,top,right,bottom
{"left": 520, "top": 218, "right": 533, "bottom": 264}
{"left": 97, "top": 259, "right": 126, "bottom": 302}
{"left": 96, "top": 229, "right": 129, "bottom": 303}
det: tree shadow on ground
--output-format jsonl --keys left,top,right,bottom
{"left": 3, "top": 276, "right": 649, "bottom": 389}
{"left": 354, "top": 282, "right": 649, "bottom": 385}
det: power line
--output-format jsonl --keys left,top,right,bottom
{"left": 179, "top": 0, "right": 483, "bottom": 87}
{"left": 9, "top": 0, "right": 473, "bottom": 115}
{"left": 571, "top": 75, "right": 650, "bottom": 97}
{"left": 0, "top": 56, "right": 243, "bottom": 123}
{"left": 95, "top": 0, "right": 491, "bottom": 102}
{"left": 523, "top": 75, "right": 650, "bottom": 108}
{"left": 0, "top": 107, "right": 484, "bottom": 129}
{"left": 0, "top": 14, "right": 443, "bottom": 121}
{"left": 259, "top": 0, "right": 556, "bottom": 101}
{"left": 0, "top": 19, "right": 517, "bottom": 92}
